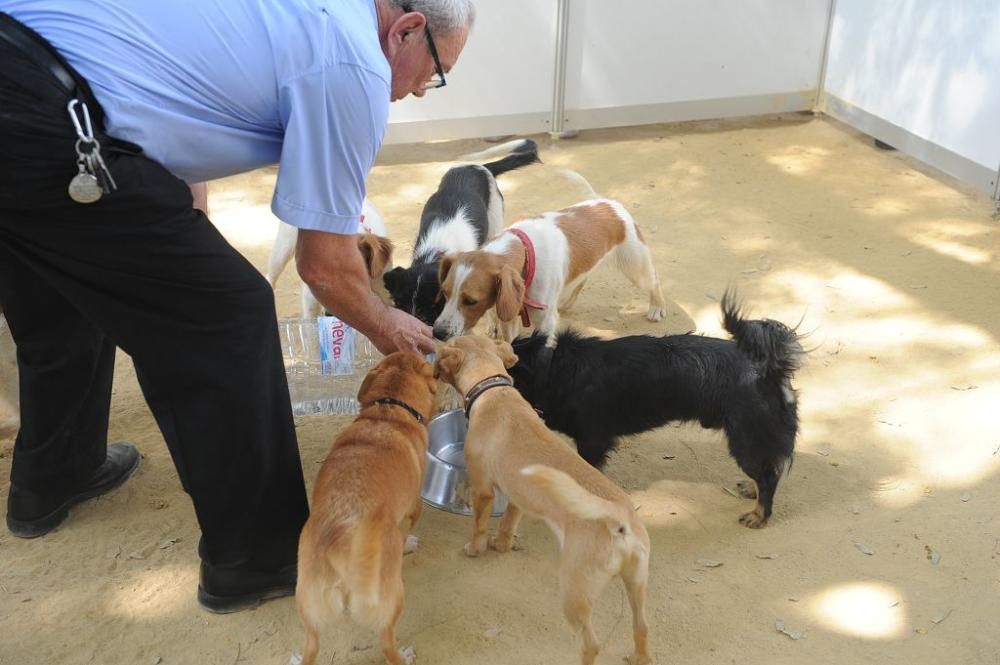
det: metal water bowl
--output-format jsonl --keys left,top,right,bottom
{"left": 421, "top": 409, "right": 508, "bottom": 517}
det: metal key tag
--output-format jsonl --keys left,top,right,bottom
{"left": 66, "top": 100, "right": 117, "bottom": 203}
{"left": 68, "top": 158, "right": 102, "bottom": 203}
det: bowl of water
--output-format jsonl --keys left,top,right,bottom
{"left": 421, "top": 409, "right": 508, "bottom": 517}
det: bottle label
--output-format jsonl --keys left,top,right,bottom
{"left": 318, "top": 316, "right": 356, "bottom": 376}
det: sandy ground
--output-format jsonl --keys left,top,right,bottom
{"left": 1, "top": 114, "right": 999, "bottom": 665}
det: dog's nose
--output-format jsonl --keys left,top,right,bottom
{"left": 432, "top": 327, "right": 450, "bottom": 341}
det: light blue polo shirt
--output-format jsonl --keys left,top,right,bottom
{"left": 4, "top": 0, "right": 389, "bottom": 233}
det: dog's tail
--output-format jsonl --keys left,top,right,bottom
{"left": 479, "top": 139, "right": 541, "bottom": 178}
{"left": 555, "top": 167, "right": 600, "bottom": 199}
{"left": 721, "top": 289, "right": 805, "bottom": 381}
{"left": 521, "top": 465, "right": 635, "bottom": 537}
{"left": 459, "top": 138, "right": 536, "bottom": 162}
{"left": 343, "top": 508, "right": 395, "bottom": 622}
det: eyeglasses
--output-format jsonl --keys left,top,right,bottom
{"left": 402, "top": 3, "right": 447, "bottom": 90}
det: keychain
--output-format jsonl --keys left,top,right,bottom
{"left": 66, "top": 99, "right": 117, "bottom": 203}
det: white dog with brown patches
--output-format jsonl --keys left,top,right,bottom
{"left": 432, "top": 198, "right": 665, "bottom": 342}
{"left": 267, "top": 199, "right": 392, "bottom": 316}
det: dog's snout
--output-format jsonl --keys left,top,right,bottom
{"left": 432, "top": 326, "right": 451, "bottom": 341}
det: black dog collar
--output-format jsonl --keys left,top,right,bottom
{"left": 370, "top": 397, "right": 425, "bottom": 424}
{"left": 463, "top": 375, "right": 514, "bottom": 418}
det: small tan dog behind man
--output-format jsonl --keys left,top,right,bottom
{"left": 295, "top": 352, "right": 437, "bottom": 665}
{"left": 434, "top": 335, "right": 655, "bottom": 665}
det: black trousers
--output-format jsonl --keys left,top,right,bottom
{"left": 0, "top": 15, "right": 309, "bottom": 568}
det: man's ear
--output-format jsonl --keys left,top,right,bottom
{"left": 386, "top": 10, "right": 428, "bottom": 57}
{"left": 493, "top": 340, "right": 518, "bottom": 369}
{"left": 494, "top": 265, "right": 526, "bottom": 322}
{"left": 433, "top": 345, "right": 465, "bottom": 382}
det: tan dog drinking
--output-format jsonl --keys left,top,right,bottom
{"left": 295, "top": 352, "right": 437, "bottom": 665}
{"left": 434, "top": 335, "right": 655, "bottom": 665}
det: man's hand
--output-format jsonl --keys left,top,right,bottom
{"left": 371, "top": 306, "right": 435, "bottom": 355}
{"left": 296, "top": 229, "right": 434, "bottom": 355}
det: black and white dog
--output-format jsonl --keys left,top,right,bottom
{"left": 508, "top": 291, "right": 804, "bottom": 528}
{"left": 383, "top": 139, "right": 540, "bottom": 325}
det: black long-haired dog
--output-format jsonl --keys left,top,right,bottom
{"left": 508, "top": 291, "right": 804, "bottom": 528}
{"left": 383, "top": 139, "right": 540, "bottom": 325}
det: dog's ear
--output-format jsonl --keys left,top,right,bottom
{"left": 438, "top": 255, "right": 456, "bottom": 290}
{"left": 370, "top": 235, "right": 394, "bottom": 279}
{"left": 383, "top": 266, "right": 406, "bottom": 294}
{"left": 493, "top": 339, "right": 518, "bottom": 369}
{"left": 357, "top": 363, "right": 383, "bottom": 402}
{"left": 494, "top": 265, "right": 525, "bottom": 323}
{"left": 433, "top": 345, "right": 465, "bottom": 383}
{"left": 357, "top": 233, "right": 394, "bottom": 280}
{"left": 418, "top": 356, "right": 438, "bottom": 395}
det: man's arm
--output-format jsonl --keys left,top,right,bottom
{"left": 190, "top": 182, "right": 209, "bottom": 213}
{"left": 296, "top": 229, "right": 434, "bottom": 355}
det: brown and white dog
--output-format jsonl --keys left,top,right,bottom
{"left": 295, "top": 352, "right": 437, "bottom": 665}
{"left": 267, "top": 199, "right": 394, "bottom": 316}
{"left": 432, "top": 198, "right": 666, "bottom": 343}
{"left": 434, "top": 335, "right": 654, "bottom": 665}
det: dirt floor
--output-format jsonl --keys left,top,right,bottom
{"left": 1, "top": 114, "right": 999, "bottom": 665}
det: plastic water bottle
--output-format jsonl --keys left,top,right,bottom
{"left": 278, "top": 316, "right": 381, "bottom": 416}
{"left": 0, "top": 314, "right": 19, "bottom": 430}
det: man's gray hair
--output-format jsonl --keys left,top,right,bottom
{"left": 388, "top": 0, "right": 475, "bottom": 35}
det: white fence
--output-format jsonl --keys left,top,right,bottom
{"left": 386, "top": 0, "right": 1000, "bottom": 199}
{"left": 820, "top": 0, "right": 1000, "bottom": 196}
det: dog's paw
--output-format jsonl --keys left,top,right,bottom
{"left": 399, "top": 645, "right": 416, "bottom": 665}
{"left": 403, "top": 534, "right": 419, "bottom": 555}
{"left": 489, "top": 534, "right": 519, "bottom": 553}
{"left": 738, "top": 507, "right": 768, "bottom": 529}
{"left": 735, "top": 479, "right": 758, "bottom": 499}
{"left": 625, "top": 654, "right": 655, "bottom": 665}
{"left": 463, "top": 541, "right": 486, "bottom": 557}
{"left": 646, "top": 305, "right": 665, "bottom": 322}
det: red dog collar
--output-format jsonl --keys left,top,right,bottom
{"left": 505, "top": 227, "right": 546, "bottom": 326}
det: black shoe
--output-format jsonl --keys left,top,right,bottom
{"left": 198, "top": 560, "right": 297, "bottom": 614}
{"left": 6, "top": 441, "right": 141, "bottom": 538}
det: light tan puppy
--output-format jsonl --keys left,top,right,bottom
{"left": 296, "top": 352, "right": 437, "bottom": 665}
{"left": 432, "top": 198, "right": 666, "bottom": 343}
{"left": 434, "top": 335, "right": 654, "bottom": 665}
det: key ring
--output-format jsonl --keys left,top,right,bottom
{"left": 65, "top": 98, "right": 118, "bottom": 199}
{"left": 67, "top": 99, "right": 95, "bottom": 142}
{"left": 74, "top": 137, "right": 102, "bottom": 155}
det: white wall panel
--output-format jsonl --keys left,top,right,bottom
{"left": 822, "top": 0, "right": 1000, "bottom": 193}
{"left": 385, "top": 0, "right": 557, "bottom": 144}
{"left": 382, "top": 0, "right": 999, "bottom": 198}
{"left": 385, "top": 0, "right": 832, "bottom": 142}
{"left": 563, "top": 0, "right": 831, "bottom": 129}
